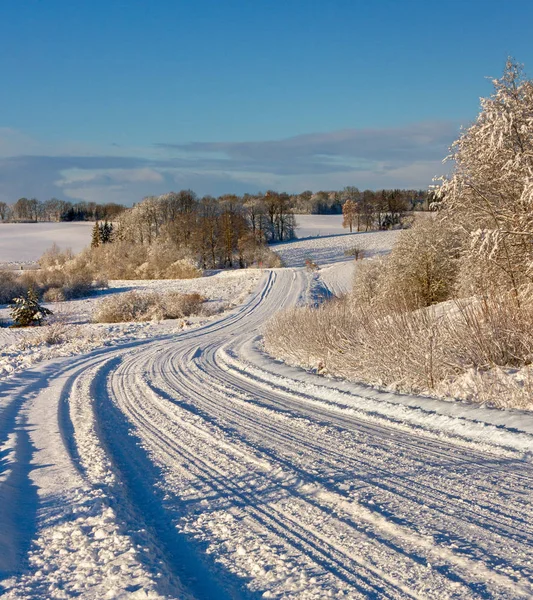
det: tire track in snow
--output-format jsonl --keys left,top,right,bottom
{"left": 147, "top": 345, "right": 533, "bottom": 596}
{"left": 109, "top": 356, "right": 419, "bottom": 599}
{"left": 2, "top": 266, "right": 533, "bottom": 598}
{"left": 101, "top": 269, "right": 533, "bottom": 597}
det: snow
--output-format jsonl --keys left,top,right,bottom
{"left": 294, "top": 214, "right": 347, "bottom": 238}
{"left": 274, "top": 228, "right": 400, "bottom": 268}
{"left": 0, "top": 269, "right": 262, "bottom": 381}
{"left": 0, "top": 222, "right": 93, "bottom": 266}
{"left": 1, "top": 224, "right": 533, "bottom": 598}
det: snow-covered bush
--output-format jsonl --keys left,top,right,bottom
{"left": 74, "top": 241, "right": 201, "bottom": 280}
{"left": 242, "top": 245, "right": 283, "bottom": 269}
{"left": 0, "top": 270, "right": 26, "bottom": 304}
{"left": 344, "top": 244, "right": 366, "bottom": 260}
{"left": 26, "top": 321, "right": 68, "bottom": 346}
{"left": 160, "top": 292, "right": 205, "bottom": 319}
{"left": 93, "top": 291, "right": 163, "bottom": 323}
{"left": 305, "top": 258, "right": 319, "bottom": 271}
{"left": 38, "top": 244, "right": 74, "bottom": 269}
{"left": 42, "top": 287, "right": 66, "bottom": 302}
{"left": 22, "top": 263, "right": 102, "bottom": 301}
{"left": 160, "top": 258, "right": 202, "bottom": 279}
{"left": 344, "top": 216, "right": 460, "bottom": 314}
{"left": 93, "top": 290, "right": 205, "bottom": 323}
{"left": 374, "top": 216, "right": 461, "bottom": 311}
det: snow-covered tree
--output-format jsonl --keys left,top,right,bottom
{"left": 100, "top": 220, "right": 114, "bottom": 243}
{"left": 342, "top": 199, "right": 357, "bottom": 233}
{"left": 437, "top": 58, "right": 533, "bottom": 299}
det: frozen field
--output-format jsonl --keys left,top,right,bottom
{"left": 274, "top": 228, "right": 400, "bottom": 268}
{"left": 294, "top": 214, "right": 346, "bottom": 237}
{"left": 0, "top": 269, "right": 262, "bottom": 376}
{"left": 0, "top": 222, "right": 93, "bottom": 265}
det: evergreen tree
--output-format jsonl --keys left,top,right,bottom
{"left": 105, "top": 220, "right": 114, "bottom": 242}
{"left": 91, "top": 221, "right": 101, "bottom": 248}
{"left": 10, "top": 287, "right": 53, "bottom": 327}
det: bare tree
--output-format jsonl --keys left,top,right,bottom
{"left": 342, "top": 199, "right": 357, "bottom": 233}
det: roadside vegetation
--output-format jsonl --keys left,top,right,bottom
{"left": 93, "top": 290, "right": 206, "bottom": 323}
{"left": 266, "top": 59, "right": 533, "bottom": 409}
{"left": 0, "top": 244, "right": 106, "bottom": 308}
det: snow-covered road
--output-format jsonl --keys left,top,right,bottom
{"left": 1, "top": 268, "right": 533, "bottom": 598}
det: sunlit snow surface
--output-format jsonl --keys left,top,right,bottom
{"left": 0, "top": 222, "right": 93, "bottom": 264}
{"left": 1, "top": 217, "right": 533, "bottom": 599}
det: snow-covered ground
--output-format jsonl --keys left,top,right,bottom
{"left": 273, "top": 228, "right": 399, "bottom": 297}
{"left": 274, "top": 229, "right": 400, "bottom": 268}
{"left": 0, "top": 270, "right": 261, "bottom": 380}
{"left": 1, "top": 223, "right": 533, "bottom": 598}
{"left": 294, "top": 214, "right": 346, "bottom": 238}
{"left": 0, "top": 216, "right": 381, "bottom": 266}
{"left": 0, "top": 223, "right": 93, "bottom": 266}
{"left": 0, "top": 216, "right": 345, "bottom": 267}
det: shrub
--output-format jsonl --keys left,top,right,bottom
{"left": 73, "top": 241, "right": 201, "bottom": 281}
{"left": 93, "top": 290, "right": 205, "bottom": 323}
{"left": 0, "top": 271, "right": 26, "bottom": 304}
{"left": 158, "top": 258, "right": 201, "bottom": 280}
{"left": 93, "top": 291, "right": 162, "bottom": 323}
{"left": 30, "top": 322, "right": 68, "bottom": 346}
{"left": 42, "top": 287, "right": 67, "bottom": 302}
{"left": 305, "top": 258, "right": 319, "bottom": 271}
{"left": 161, "top": 292, "right": 205, "bottom": 319}
{"left": 264, "top": 289, "right": 533, "bottom": 408}
{"left": 344, "top": 244, "right": 366, "bottom": 260}
{"left": 38, "top": 244, "right": 74, "bottom": 269}
{"left": 380, "top": 217, "right": 461, "bottom": 311}
{"left": 248, "top": 246, "right": 284, "bottom": 268}
{"left": 21, "top": 264, "right": 102, "bottom": 301}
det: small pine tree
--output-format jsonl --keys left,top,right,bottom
{"left": 10, "top": 287, "right": 53, "bottom": 327}
{"left": 91, "top": 221, "right": 101, "bottom": 248}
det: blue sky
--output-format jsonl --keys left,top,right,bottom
{"left": 1, "top": 0, "right": 532, "bottom": 204}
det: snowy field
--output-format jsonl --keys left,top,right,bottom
{"left": 294, "top": 214, "right": 346, "bottom": 237}
{"left": 0, "top": 222, "right": 93, "bottom": 265}
{"left": 2, "top": 222, "right": 533, "bottom": 598}
{"left": 0, "top": 216, "right": 383, "bottom": 266}
{"left": 274, "top": 228, "right": 399, "bottom": 268}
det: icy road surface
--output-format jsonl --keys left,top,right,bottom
{"left": 1, "top": 268, "right": 533, "bottom": 598}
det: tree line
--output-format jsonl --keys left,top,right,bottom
{"left": 0, "top": 188, "right": 433, "bottom": 224}
{"left": 0, "top": 197, "right": 125, "bottom": 222}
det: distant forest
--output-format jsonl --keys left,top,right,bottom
{"left": 0, "top": 187, "right": 433, "bottom": 223}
